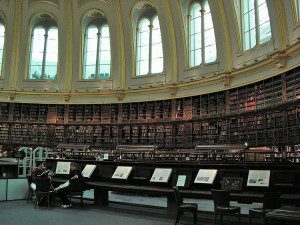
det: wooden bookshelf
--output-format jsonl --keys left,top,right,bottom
{"left": 0, "top": 66, "right": 299, "bottom": 157}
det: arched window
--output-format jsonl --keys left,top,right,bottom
{"left": 241, "top": 0, "right": 271, "bottom": 51}
{"left": 136, "top": 13, "right": 163, "bottom": 76}
{"left": 189, "top": 0, "right": 216, "bottom": 67}
{"left": 83, "top": 19, "right": 111, "bottom": 80}
{"left": 29, "top": 18, "right": 58, "bottom": 80}
{"left": 0, "top": 21, "right": 5, "bottom": 77}
{"left": 294, "top": 0, "right": 300, "bottom": 23}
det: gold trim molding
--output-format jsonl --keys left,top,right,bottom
{"left": 78, "top": 0, "right": 107, "bottom": 8}
{"left": 28, "top": 0, "right": 60, "bottom": 9}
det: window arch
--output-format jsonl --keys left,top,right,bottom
{"left": 0, "top": 19, "right": 5, "bottom": 77}
{"left": 29, "top": 17, "right": 58, "bottom": 80}
{"left": 83, "top": 17, "right": 111, "bottom": 80}
{"left": 240, "top": 0, "right": 271, "bottom": 51}
{"left": 188, "top": 0, "right": 216, "bottom": 67}
{"left": 136, "top": 12, "right": 163, "bottom": 76}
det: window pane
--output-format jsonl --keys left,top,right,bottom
{"left": 85, "top": 51, "right": 97, "bottom": 65}
{"left": 44, "top": 66, "right": 57, "bottom": 80}
{"left": 195, "top": 49, "right": 201, "bottom": 66}
{"left": 151, "top": 58, "right": 163, "bottom": 73}
{"left": 250, "top": 28, "right": 256, "bottom": 48}
{"left": 98, "top": 64, "right": 110, "bottom": 79}
{"left": 45, "top": 28, "right": 58, "bottom": 78}
{"left": 295, "top": 0, "right": 300, "bottom": 22}
{"left": 249, "top": 10, "right": 255, "bottom": 30}
{"left": 205, "top": 45, "right": 217, "bottom": 63}
{"left": 151, "top": 16, "right": 163, "bottom": 73}
{"left": 140, "top": 45, "right": 149, "bottom": 61}
{"left": 258, "top": 0, "right": 271, "bottom": 43}
{"left": 100, "top": 37, "right": 110, "bottom": 51}
{"left": 137, "top": 19, "right": 150, "bottom": 76}
{"left": 83, "top": 65, "right": 96, "bottom": 79}
{"left": 29, "top": 28, "right": 45, "bottom": 79}
{"left": 244, "top": 31, "right": 250, "bottom": 50}
{"left": 205, "top": 29, "right": 215, "bottom": 47}
{"left": 189, "top": 3, "right": 201, "bottom": 67}
{"left": 99, "top": 50, "right": 110, "bottom": 65}
{"left": 152, "top": 43, "right": 163, "bottom": 58}
{"left": 259, "top": 22, "right": 271, "bottom": 43}
{"left": 0, "top": 23, "right": 4, "bottom": 76}
{"left": 203, "top": 0, "right": 216, "bottom": 63}
{"left": 152, "top": 29, "right": 161, "bottom": 44}
{"left": 140, "top": 32, "right": 149, "bottom": 46}
{"left": 139, "top": 19, "right": 150, "bottom": 32}
{"left": 137, "top": 60, "right": 149, "bottom": 76}
{"left": 101, "top": 25, "right": 109, "bottom": 38}
{"left": 242, "top": 0, "right": 256, "bottom": 50}
{"left": 194, "top": 33, "right": 201, "bottom": 49}
{"left": 258, "top": 2, "right": 269, "bottom": 24}
{"left": 86, "top": 26, "right": 98, "bottom": 52}
{"left": 99, "top": 25, "right": 111, "bottom": 79}
{"left": 190, "top": 50, "right": 195, "bottom": 67}
{"left": 29, "top": 65, "right": 42, "bottom": 79}
{"left": 83, "top": 26, "right": 98, "bottom": 79}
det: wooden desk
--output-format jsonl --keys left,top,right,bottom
{"left": 266, "top": 206, "right": 300, "bottom": 223}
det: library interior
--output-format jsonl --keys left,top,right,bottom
{"left": 0, "top": 0, "right": 300, "bottom": 225}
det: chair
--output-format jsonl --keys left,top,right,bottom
{"left": 34, "top": 177, "right": 55, "bottom": 208}
{"left": 26, "top": 175, "right": 34, "bottom": 203}
{"left": 173, "top": 186, "right": 198, "bottom": 225}
{"left": 249, "top": 192, "right": 281, "bottom": 225}
{"left": 211, "top": 189, "right": 241, "bottom": 225}
{"left": 68, "top": 178, "right": 85, "bottom": 207}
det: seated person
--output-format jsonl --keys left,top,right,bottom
{"left": 55, "top": 162, "right": 83, "bottom": 208}
{"left": 32, "top": 162, "right": 45, "bottom": 179}
{"left": 40, "top": 164, "right": 54, "bottom": 179}
{"left": 30, "top": 162, "right": 46, "bottom": 190}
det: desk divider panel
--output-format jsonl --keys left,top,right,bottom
{"left": 194, "top": 169, "right": 218, "bottom": 184}
{"left": 112, "top": 166, "right": 133, "bottom": 180}
{"left": 150, "top": 168, "right": 172, "bottom": 183}
{"left": 55, "top": 161, "right": 71, "bottom": 175}
{"left": 247, "top": 170, "right": 270, "bottom": 187}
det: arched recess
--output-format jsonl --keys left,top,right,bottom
{"left": 124, "top": 1, "right": 170, "bottom": 91}
{"left": 17, "top": 1, "right": 64, "bottom": 95}
{"left": 72, "top": 0, "right": 117, "bottom": 93}
{"left": 178, "top": 0, "right": 223, "bottom": 82}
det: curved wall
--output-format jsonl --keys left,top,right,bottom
{"left": 0, "top": 0, "right": 299, "bottom": 104}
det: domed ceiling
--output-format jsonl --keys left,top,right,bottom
{"left": 0, "top": 0, "right": 298, "bottom": 104}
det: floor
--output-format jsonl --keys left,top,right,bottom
{"left": 0, "top": 190, "right": 294, "bottom": 225}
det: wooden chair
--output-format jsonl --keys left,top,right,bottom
{"left": 34, "top": 177, "right": 55, "bottom": 208}
{"left": 249, "top": 192, "right": 281, "bottom": 225}
{"left": 68, "top": 178, "right": 85, "bottom": 207}
{"left": 173, "top": 186, "right": 198, "bottom": 225}
{"left": 211, "top": 189, "right": 241, "bottom": 225}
